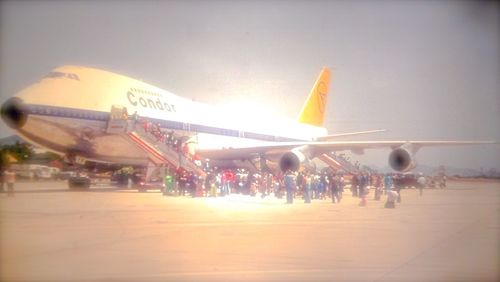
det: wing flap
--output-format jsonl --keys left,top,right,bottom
{"left": 316, "top": 129, "right": 386, "bottom": 141}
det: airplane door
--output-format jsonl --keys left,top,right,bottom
{"left": 106, "top": 105, "right": 129, "bottom": 134}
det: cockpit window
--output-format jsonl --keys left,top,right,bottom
{"left": 45, "top": 72, "right": 80, "bottom": 81}
{"left": 67, "top": 73, "right": 80, "bottom": 80}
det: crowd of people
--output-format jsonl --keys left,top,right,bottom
{"left": 138, "top": 119, "right": 195, "bottom": 161}
{"left": 127, "top": 116, "right": 437, "bottom": 209}
{"left": 156, "top": 166, "right": 428, "bottom": 209}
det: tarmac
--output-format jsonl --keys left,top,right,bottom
{"left": 1, "top": 180, "right": 499, "bottom": 282}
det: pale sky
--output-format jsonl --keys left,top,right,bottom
{"left": 0, "top": 0, "right": 499, "bottom": 170}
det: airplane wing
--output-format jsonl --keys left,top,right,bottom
{"left": 197, "top": 140, "right": 498, "bottom": 160}
{"left": 315, "top": 129, "right": 386, "bottom": 141}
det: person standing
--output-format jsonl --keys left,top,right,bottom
{"left": 4, "top": 168, "right": 16, "bottom": 197}
{"left": 440, "top": 175, "right": 447, "bottom": 189}
{"left": 384, "top": 174, "right": 393, "bottom": 195}
{"left": 393, "top": 174, "right": 402, "bottom": 203}
{"left": 360, "top": 173, "right": 367, "bottom": 197}
{"left": 358, "top": 173, "right": 366, "bottom": 199}
{"left": 358, "top": 172, "right": 370, "bottom": 206}
{"left": 303, "top": 172, "right": 311, "bottom": 203}
{"left": 131, "top": 111, "right": 138, "bottom": 127}
{"left": 284, "top": 170, "right": 296, "bottom": 204}
{"left": 0, "top": 169, "right": 4, "bottom": 193}
{"left": 188, "top": 172, "right": 198, "bottom": 197}
{"left": 351, "top": 173, "right": 358, "bottom": 197}
{"left": 178, "top": 170, "right": 188, "bottom": 196}
{"left": 274, "top": 174, "right": 283, "bottom": 199}
{"left": 221, "top": 170, "right": 229, "bottom": 196}
{"left": 296, "top": 172, "right": 304, "bottom": 196}
{"left": 374, "top": 174, "right": 383, "bottom": 200}
{"left": 319, "top": 173, "right": 328, "bottom": 199}
{"left": 227, "top": 170, "right": 235, "bottom": 195}
{"left": 417, "top": 174, "right": 426, "bottom": 196}
{"left": 338, "top": 174, "right": 345, "bottom": 201}
{"left": 328, "top": 172, "right": 339, "bottom": 203}
{"left": 311, "top": 174, "right": 319, "bottom": 199}
{"left": 164, "top": 171, "right": 174, "bottom": 196}
{"left": 207, "top": 173, "right": 217, "bottom": 197}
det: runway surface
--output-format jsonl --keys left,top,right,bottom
{"left": 1, "top": 180, "right": 499, "bottom": 282}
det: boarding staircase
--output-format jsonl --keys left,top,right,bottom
{"left": 126, "top": 121, "right": 206, "bottom": 177}
{"left": 330, "top": 153, "right": 360, "bottom": 173}
{"left": 105, "top": 105, "right": 205, "bottom": 178}
{"left": 319, "top": 153, "right": 359, "bottom": 174}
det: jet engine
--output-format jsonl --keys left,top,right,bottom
{"left": 1, "top": 97, "right": 28, "bottom": 129}
{"left": 278, "top": 147, "right": 315, "bottom": 172}
{"left": 279, "top": 151, "right": 304, "bottom": 172}
{"left": 388, "top": 147, "right": 417, "bottom": 172}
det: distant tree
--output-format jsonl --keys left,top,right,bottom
{"left": 0, "top": 142, "right": 34, "bottom": 169}
{"left": 0, "top": 151, "right": 6, "bottom": 171}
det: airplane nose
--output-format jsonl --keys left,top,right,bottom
{"left": 1, "top": 97, "right": 28, "bottom": 129}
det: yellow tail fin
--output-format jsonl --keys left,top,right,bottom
{"left": 297, "top": 67, "right": 331, "bottom": 127}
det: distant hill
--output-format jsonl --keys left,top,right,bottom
{"left": 412, "top": 164, "right": 481, "bottom": 177}
{"left": 0, "top": 135, "right": 23, "bottom": 146}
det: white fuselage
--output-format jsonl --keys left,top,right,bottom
{"left": 4, "top": 66, "right": 327, "bottom": 165}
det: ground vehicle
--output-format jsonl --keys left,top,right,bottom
{"left": 56, "top": 171, "right": 76, "bottom": 180}
{"left": 35, "top": 166, "right": 54, "bottom": 179}
{"left": 396, "top": 173, "right": 418, "bottom": 188}
{"left": 136, "top": 180, "right": 164, "bottom": 192}
{"left": 11, "top": 164, "right": 59, "bottom": 180}
{"left": 68, "top": 172, "right": 91, "bottom": 189}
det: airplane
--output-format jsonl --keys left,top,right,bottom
{"left": 1, "top": 65, "right": 496, "bottom": 188}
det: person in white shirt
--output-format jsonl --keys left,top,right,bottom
{"left": 417, "top": 174, "right": 426, "bottom": 196}
{"left": 4, "top": 168, "right": 16, "bottom": 197}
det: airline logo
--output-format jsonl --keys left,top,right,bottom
{"left": 126, "top": 88, "right": 177, "bottom": 113}
{"left": 297, "top": 68, "right": 330, "bottom": 126}
{"left": 316, "top": 81, "right": 327, "bottom": 114}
